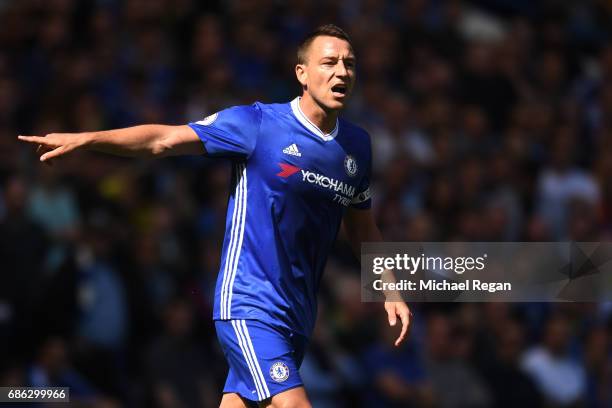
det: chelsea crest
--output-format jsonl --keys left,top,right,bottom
{"left": 269, "top": 361, "right": 290, "bottom": 382}
{"left": 344, "top": 155, "right": 358, "bottom": 177}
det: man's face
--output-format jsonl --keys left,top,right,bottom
{"left": 296, "top": 36, "right": 356, "bottom": 111}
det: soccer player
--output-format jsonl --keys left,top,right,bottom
{"left": 18, "top": 24, "right": 411, "bottom": 408}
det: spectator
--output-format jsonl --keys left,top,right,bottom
{"left": 521, "top": 314, "right": 587, "bottom": 406}
{"left": 424, "top": 313, "right": 491, "bottom": 408}
{"left": 28, "top": 336, "right": 119, "bottom": 407}
{"left": 478, "top": 319, "right": 542, "bottom": 407}
{"left": 146, "top": 298, "right": 216, "bottom": 408}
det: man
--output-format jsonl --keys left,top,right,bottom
{"left": 19, "top": 24, "right": 411, "bottom": 408}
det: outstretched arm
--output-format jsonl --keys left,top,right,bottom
{"left": 343, "top": 207, "right": 412, "bottom": 346}
{"left": 18, "top": 124, "right": 203, "bottom": 163}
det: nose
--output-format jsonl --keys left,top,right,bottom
{"left": 336, "top": 60, "right": 349, "bottom": 78}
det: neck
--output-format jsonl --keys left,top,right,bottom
{"left": 299, "top": 93, "right": 338, "bottom": 134}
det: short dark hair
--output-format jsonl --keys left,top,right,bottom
{"left": 297, "top": 24, "right": 353, "bottom": 64}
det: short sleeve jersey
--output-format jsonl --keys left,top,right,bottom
{"left": 188, "top": 97, "right": 372, "bottom": 336}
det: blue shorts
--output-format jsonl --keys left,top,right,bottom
{"left": 215, "top": 319, "right": 309, "bottom": 403}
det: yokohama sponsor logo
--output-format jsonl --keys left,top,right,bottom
{"left": 300, "top": 170, "right": 355, "bottom": 197}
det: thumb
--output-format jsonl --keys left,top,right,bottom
{"left": 387, "top": 306, "right": 396, "bottom": 326}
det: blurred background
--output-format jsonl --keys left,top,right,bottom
{"left": 1, "top": 0, "right": 612, "bottom": 406}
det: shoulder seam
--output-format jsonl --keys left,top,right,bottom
{"left": 251, "top": 103, "right": 263, "bottom": 159}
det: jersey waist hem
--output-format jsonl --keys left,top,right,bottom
{"left": 213, "top": 310, "right": 311, "bottom": 337}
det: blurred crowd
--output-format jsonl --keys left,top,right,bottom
{"left": 1, "top": 0, "right": 612, "bottom": 406}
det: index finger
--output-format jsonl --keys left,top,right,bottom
{"left": 18, "top": 135, "right": 46, "bottom": 144}
{"left": 394, "top": 310, "right": 410, "bottom": 347}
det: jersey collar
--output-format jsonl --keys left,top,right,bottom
{"left": 290, "top": 97, "right": 339, "bottom": 141}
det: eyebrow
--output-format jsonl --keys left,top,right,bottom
{"left": 320, "top": 56, "right": 356, "bottom": 63}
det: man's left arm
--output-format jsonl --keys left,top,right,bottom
{"left": 343, "top": 207, "right": 412, "bottom": 346}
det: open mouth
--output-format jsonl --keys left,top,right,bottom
{"left": 331, "top": 84, "right": 347, "bottom": 97}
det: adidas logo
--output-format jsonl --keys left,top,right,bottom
{"left": 282, "top": 143, "right": 302, "bottom": 157}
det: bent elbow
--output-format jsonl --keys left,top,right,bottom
{"left": 151, "top": 127, "right": 180, "bottom": 157}
{"left": 151, "top": 139, "right": 171, "bottom": 157}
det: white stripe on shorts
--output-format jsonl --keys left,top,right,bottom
{"left": 231, "top": 319, "right": 265, "bottom": 400}
{"left": 239, "top": 319, "right": 270, "bottom": 399}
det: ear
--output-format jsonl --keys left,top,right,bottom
{"left": 295, "top": 64, "right": 307, "bottom": 88}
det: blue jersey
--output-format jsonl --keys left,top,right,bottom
{"left": 188, "top": 97, "right": 372, "bottom": 336}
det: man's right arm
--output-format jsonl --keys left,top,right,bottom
{"left": 18, "top": 124, "right": 204, "bottom": 163}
